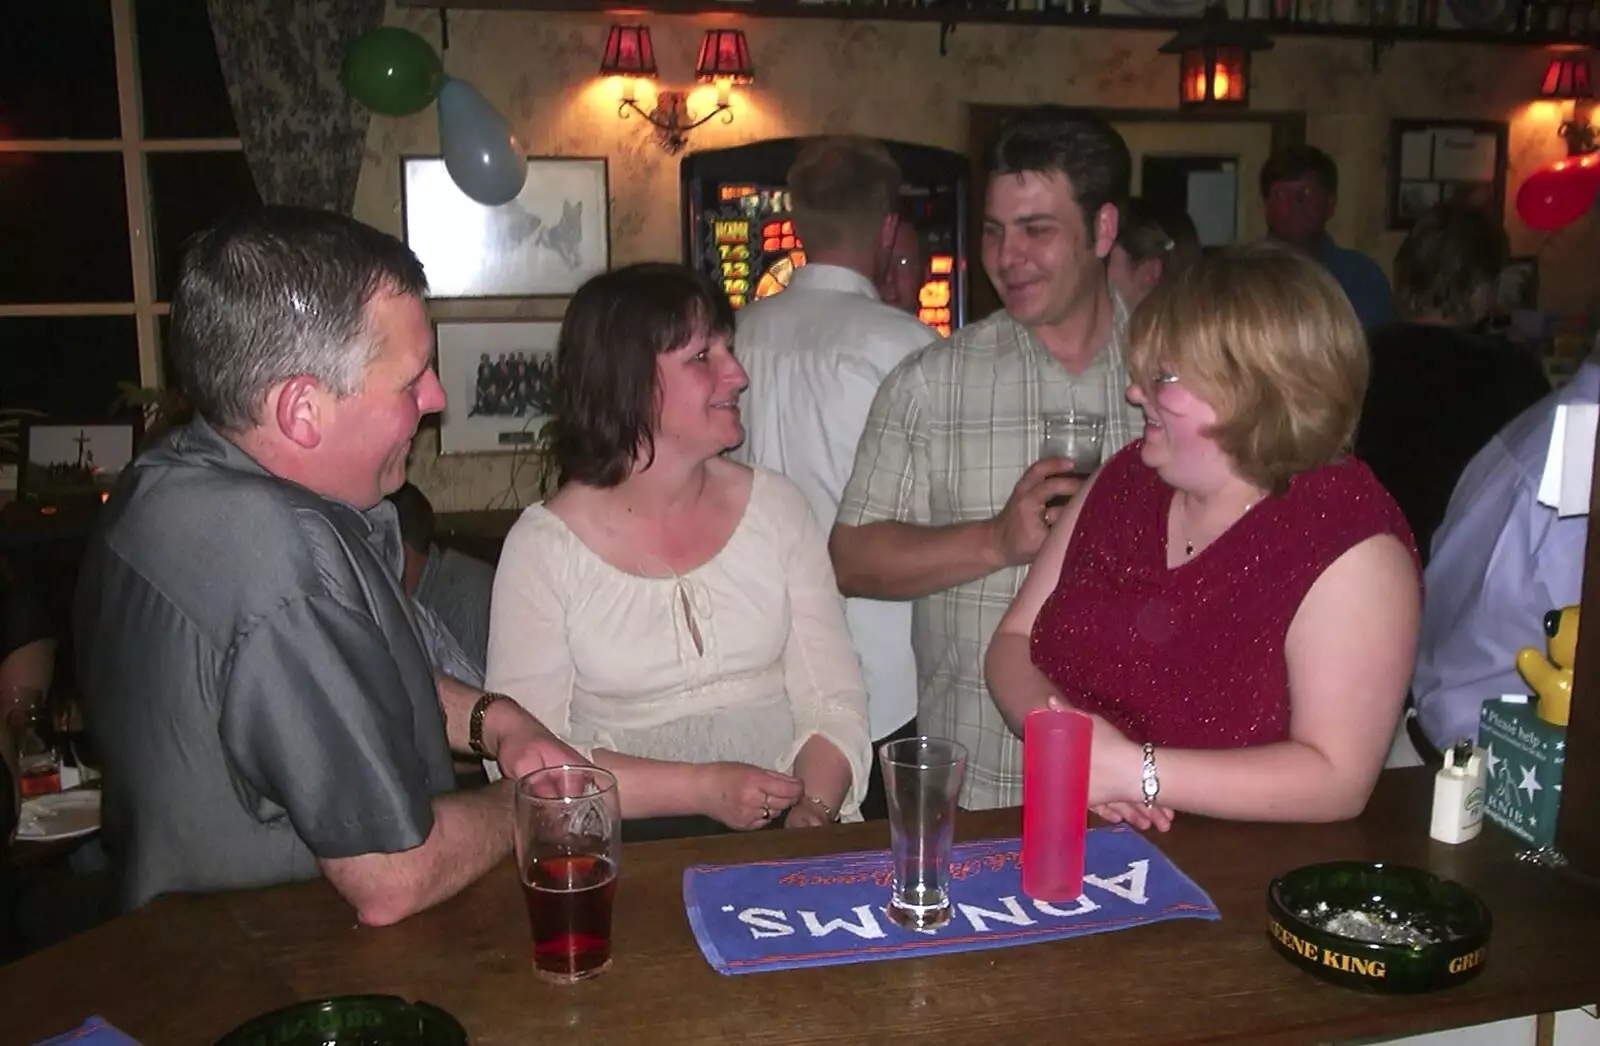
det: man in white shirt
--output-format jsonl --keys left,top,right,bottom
{"left": 733, "top": 136, "right": 938, "bottom": 819}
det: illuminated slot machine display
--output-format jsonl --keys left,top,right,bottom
{"left": 682, "top": 138, "right": 969, "bottom": 334}
{"left": 918, "top": 254, "right": 955, "bottom": 337}
{"left": 752, "top": 214, "right": 805, "bottom": 301}
{"left": 908, "top": 197, "right": 958, "bottom": 338}
{"left": 702, "top": 183, "right": 809, "bottom": 309}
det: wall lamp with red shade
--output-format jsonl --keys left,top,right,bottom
{"left": 1516, "top": 53, "right": 1599, "bottom": 231}
{"left": 1540, "top": 53, "right": 1596, "bottom": 155}
{"left": 600, "top": 25, "right": 755, "bottom": 155}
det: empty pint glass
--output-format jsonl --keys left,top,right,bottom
{"left": 879, "top": 737, "right": 969, "bottom": 931}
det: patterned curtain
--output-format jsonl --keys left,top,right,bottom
{"left": 205, "top": 0, "right": 387, "bottom": 213}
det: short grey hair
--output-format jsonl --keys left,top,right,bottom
{"left": 168, "top": 206, "right": 428, "bottom": 432}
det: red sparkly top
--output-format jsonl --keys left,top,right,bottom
{"left": 1029, "top": 442, "right": 1417, "bottom": 749}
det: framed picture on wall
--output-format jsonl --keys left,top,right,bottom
{"left": 434, "top": 320, "right": 561, "bottom": 455}
{"left": 402, "top": 156, "right": 610, "bottom": 299}
{"left": 1496, "top": 255, "right": 1540, "bottom": 313}
{"left": 18, "top": 418, "right": 139, "bottom": 502}
{"left": 1387, "top": 119, "right": 1507, "bottom": 230}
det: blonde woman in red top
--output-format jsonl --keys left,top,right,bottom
{"left": 986, "top": 244, "right": 1420, "bottom": 829}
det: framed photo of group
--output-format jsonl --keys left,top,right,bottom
{"left": 433, "top": 319, "right": 562, "bottom": 456}
{"left": 18, "top": 418, "right": 139, "bottom": 502}
{"left": 401, "top": 155, "right": 610, "bottom": 299}
{"left": 1496, "top": 255, "right": 1540, "bottom": 312}
{"left": 1387, "top": 119, "right": 1508, "bottom": 230}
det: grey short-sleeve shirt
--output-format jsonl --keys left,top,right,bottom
{"left": 75, "top": 419, "right": 457, "bottom": 911}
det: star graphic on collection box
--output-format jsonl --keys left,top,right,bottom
{"left": 1484, "top": 744, "right": 1502, "bottom": 778}
{"left": 1518, "top": 765, "right": 1543, "bottom": 803}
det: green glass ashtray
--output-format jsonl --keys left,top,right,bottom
{"left": 214, "top": 995, "right": 468, "bottom": 1046}
{"left": 1266, "top": 861, "right": 1492, "bottom": 994}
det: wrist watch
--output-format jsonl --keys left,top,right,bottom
{"left": 468, "top": 691, "right": 513, "bottom": 758}
{"left": 1140, "top": 743, "right": 1160, "bottom": 809}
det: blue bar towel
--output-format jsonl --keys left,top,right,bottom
{"left": 682, "top": 826, "right": 1219, "bottom": 975}
{"left": 33, "top": 1017, "right": 141, "bottom": 1045}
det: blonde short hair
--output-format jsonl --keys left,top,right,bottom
{"left": 1126, "top": 243, "right": 1368, "bottom": 494}
{"left": 787, "top": 136, "right": 902, "bottom": 254}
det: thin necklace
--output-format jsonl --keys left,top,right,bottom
{"left": 1178, "top": 494, "right": 1262, "bottom": 557}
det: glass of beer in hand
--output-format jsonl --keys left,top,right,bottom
{"left": 515, "top": 765, "right": 621, "bottom": 984}
{"left": 1040, "top": 411, "right": 1106, "bottom": 478}
{"left": 1040, "top": 412, "right": 1106, "bottom": 509}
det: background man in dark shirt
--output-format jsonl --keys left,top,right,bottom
{"left": 387, "top": 482, "right": 495, "bottom": 670}
{"left": 75, "top": 207, "right": 578, "bottom": 925}
{"left": 1260, "top": 144, "right": 1393, "bottom": 330}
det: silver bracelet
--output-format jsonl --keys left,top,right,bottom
{"left": 803, "top": 795, "right": 838, "bottom": 821}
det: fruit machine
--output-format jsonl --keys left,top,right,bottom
{"left": 681, "top": 137, "right": 970, "bottom": 337}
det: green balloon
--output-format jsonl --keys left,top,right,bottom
{"left": 344, "top": 27, "right": 444, "bottom": 117}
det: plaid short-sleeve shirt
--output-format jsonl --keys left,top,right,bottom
{"left": 837, "top": 301, "right": 1141, "bottom": 809}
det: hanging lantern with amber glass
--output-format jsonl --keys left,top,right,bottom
{"left": 1158, "top": 5, "right": 1273, "bottom": 110}
{"left": 1181, "top": 44, "right": 1247, "bottom": 104}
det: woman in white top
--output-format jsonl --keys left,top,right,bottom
{"left": 486, "top": 263, "right": 871, "bottom": 833}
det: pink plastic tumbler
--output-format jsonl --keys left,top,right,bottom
{"left": 1022, "top": 707, "right": 1092, "bottom": 902}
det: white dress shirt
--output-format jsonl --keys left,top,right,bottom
{"left": 732, "top": 263, "right": 940, "bottom": 739}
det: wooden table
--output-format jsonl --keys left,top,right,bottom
{"left": 4, "top": 767, "right": 1598, "bottom": 1046}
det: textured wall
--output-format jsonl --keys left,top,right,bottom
{"left": 352, "top": 6, "right": 1598, "bottom": 511}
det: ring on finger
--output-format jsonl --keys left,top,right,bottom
{"left": 760, "top": 803, "right": 772, "bottom": 821}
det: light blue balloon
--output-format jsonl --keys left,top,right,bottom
{"left": 437, "top": 77, "right": 527, "bottom": 207}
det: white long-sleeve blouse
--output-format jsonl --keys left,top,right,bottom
{"left": 485, "top": 468, "right": 872, "bottom": 819}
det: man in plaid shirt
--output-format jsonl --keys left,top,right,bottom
{"left": 831, "top": 109, "right": 1145, "bottom": 810}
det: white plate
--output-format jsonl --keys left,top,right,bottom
{"left": 16, "top": 789, "right": 102, "bottom": 842}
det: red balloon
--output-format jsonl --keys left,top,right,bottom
{"left": 1571, "top": 155, "right": 1600, "bottom": 193}
{"left": 1516, "top": 163, "right": 1600, "bottom": 231}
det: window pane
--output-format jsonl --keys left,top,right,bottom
{"left": 0, "top": 317, "right": 141, "bottom": 420}
{"left": 148, "top": 151, "right": 262, "bottom": 300}
{"left": 0, "top": 1, "right": 120, "bottom": 140}
{"left": 0, "top": 154, "right": 133, "bottom": 304}
{"left": 137, "top": 0, "right": 239, "bottom": 139}
{"left": 158, "top": 314, "right": 179, "bottom": 392}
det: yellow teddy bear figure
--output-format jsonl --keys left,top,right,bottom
{"left": 1516, "top": 605, "right": 1580, "bottom": 728}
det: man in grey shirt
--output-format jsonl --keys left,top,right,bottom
{"left": 75, "top": 207, "right": 578, "bottom": 924}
